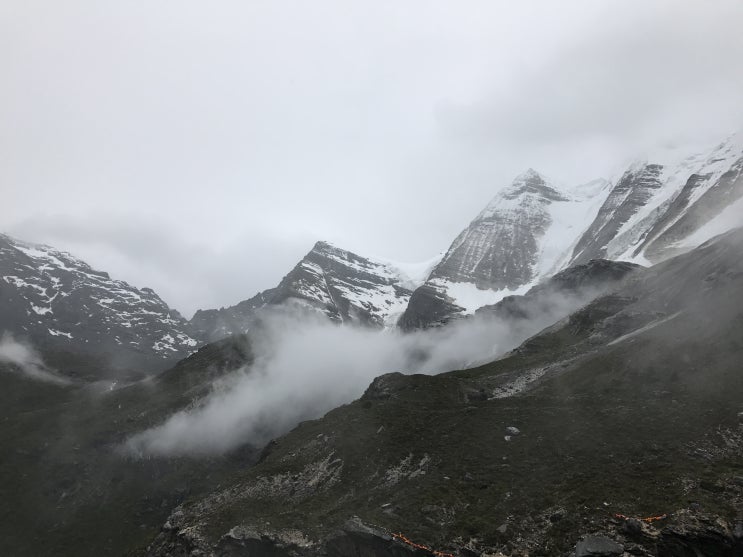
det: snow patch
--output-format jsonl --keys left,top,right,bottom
{"left": 431, "top": 279, "right": 533, "bottom": 314}
{"left": 48, "top": 328, "right": 73, "bottom": 339}
{"left": 676, "top": 196, "right": 743, "bottom": 248}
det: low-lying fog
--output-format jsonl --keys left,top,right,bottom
{"left": 125, "top": 289, "right": 595, "bottom": 457}
{"left": 0, "top": 332, "right": 71, "bottom": 385}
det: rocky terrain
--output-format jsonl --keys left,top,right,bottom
{"left": 0, "top": 234, "right": 199, "bottom": 378}
{"left": 146, "top": 228, "right": 743, "bottom": 557}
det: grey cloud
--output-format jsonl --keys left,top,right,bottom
{"left": 435, "top": 1, "right": 743, "bottom": 178}
{"left": 2, "top": 1, "right": 742, "bottom": 314}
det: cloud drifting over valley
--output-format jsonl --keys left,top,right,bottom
{"left": 126, "top": 288, "right": 597, "bottom": 456}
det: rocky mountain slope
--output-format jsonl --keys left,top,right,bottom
{"left": 0, "top": 233, "right": 199, "bottom": 378}
{"left": 398, "top": 170, "right": 611, "bottom": 329}
{"left": 191, "top": 241, "right": 439, "bottom": 339}
{"left": 147, "top": 227, "right": 743, "bottom": 557}
{"left": 570, "top": 134, "right": 743, "bottom": 266}
{"left": 0, "top": 334, "right": 259, "bottom": 557}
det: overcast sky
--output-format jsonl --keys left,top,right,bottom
{"left": 2, "top": 1, "right": 742, "bottom": 317}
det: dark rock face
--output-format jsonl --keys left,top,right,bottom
{"left": 191, "top": 241, "right": 415, "bottom": 338}
{"left": 0, "top": 233, "right": 199, "bottom": 378}
{"left": 571, "top": 164, "right": 664, "bottom": 265}
{"left": 396, "top": 284, "right": 464, "bottom": 331}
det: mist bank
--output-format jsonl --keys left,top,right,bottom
{"left": 0, "top": 332, "right": 71, "bottom": 385}
{"left": 125, "top": 288, "right": 606, "bottom": 457}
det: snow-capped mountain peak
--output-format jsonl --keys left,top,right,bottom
{"left": 190, "top": 241, "right": 445, "bottom": 338}
{"left": 476, "top": 169, "right": 567, "bottom": 221}
{"left": 0, "top": 233, "right": 199, "bottom": 377}
{"left": 398, "top": 170, "right": 612, "bottom": 329}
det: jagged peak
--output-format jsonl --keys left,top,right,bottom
{"left": 513, "top": 167, "right": 547, "bottom": 183}
{"left": 479, "top": 168, "right": 568, "bottom": 211}
{"left": 309, "top": 240, "right": 352, "bottom": 258}
{"left": 311, "top": 240, "right": 335, "bottom": 251}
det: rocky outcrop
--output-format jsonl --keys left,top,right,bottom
{"left": 395, "top": 284, "right": 464, "bottom": 330}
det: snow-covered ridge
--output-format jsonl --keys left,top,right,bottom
{"left": 275, "top": 241, "right": 433, "bottom": 327}
{"left": 571, "top": 132, "right": 743, "bottom": 266}
{"left": 0, "top": 233, "right": 199, "bottom": 366}
{"left": 190, "top": 241, "right": 445, "bottom": 337}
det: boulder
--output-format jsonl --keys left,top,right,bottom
{"left": 575, "top": 534, "right": 623, "bottom": 557}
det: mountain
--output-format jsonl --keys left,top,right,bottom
{"left": 398, "top": 170, "right": 611, "bottom": 329}
{"left": 190, "top": 134, "right": 743, "bottom": 339}
{"left": 191, "top": 241, "right": 440, "bottom": 339}
{"left": 146, "top": 227, "right": 743, "bottom": 557}
{"left": 0, "top": 233, "right": 199, "bottom": 378}
{"left": 570, "top": 134, "right": 743, "bottom": 266}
